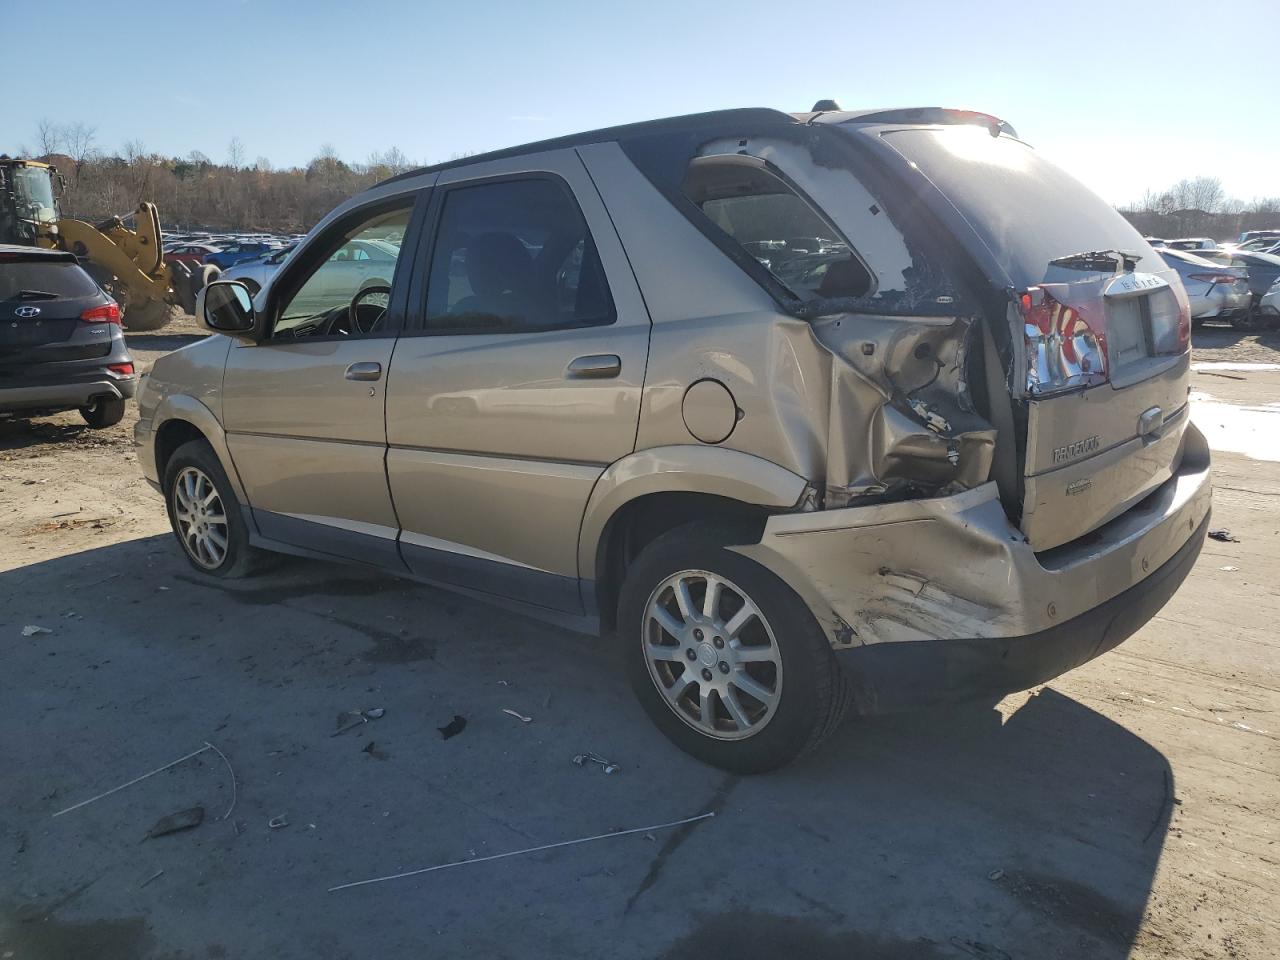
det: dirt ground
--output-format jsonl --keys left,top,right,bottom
{"left": 1, "top": 318, "right": 1277, "bottom": 960}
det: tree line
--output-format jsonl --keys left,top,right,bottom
{"left": 1119, "top": 176, "right": 1280, "bottom": 241}
{"left": 19, "top": 119, "right": 429, "bottom": 233}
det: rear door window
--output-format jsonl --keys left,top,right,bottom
{"left": 423, "top": 178, "right": 614, "bottom": 333}
{"left": 683, "top": 158, "right": 873, "bottom": 301}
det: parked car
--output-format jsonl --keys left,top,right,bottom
{"left": 1, "top": 245, "right": 136, "bottom": 427}
{"left": 1191, "top": 249, "right": 1280, "bottom": 328}
{"left": 1143, "top": 236, "right": 1167, "bottom": 247}
{"left": 163, "top": 243, "right": 222, "bottom": 268}
{"left": 1238, "top": 229, "right": 1280, "bottom": 245}
{"left": 137, "top": 106, "right": 1211, "bottom": 772}
{"left": 1259, "top": 278, "right": 1280, "bottom": 320}
{"left": 203, "top": 241, "right": 280, "bottom": 270}
{"left": 220, "top": 243, "right": 297, "bottom": 295}
{"left": 1158, "top": 248, "right": 1250, "bottom": 326}
{"left": 1235, "top": 237, "right": 1280, "bottom": 254}
{"left": 1166, "top": 237, "right": 1218, "bottom": 251}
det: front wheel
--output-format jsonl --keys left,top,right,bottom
{"left": 163, "top": 439, "right": 262, "bottom": 577}
{"left": 618, "top": 524, "right": 849, "bottom": 773}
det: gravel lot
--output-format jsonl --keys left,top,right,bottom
{"left": 1, "top": 319, "right": 1277, "bottom": 960}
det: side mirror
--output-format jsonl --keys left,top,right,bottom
{"left": 197, "top": 280, "right": 257, "bottom": 340}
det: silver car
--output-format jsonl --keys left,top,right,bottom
{"left": 1159, "top": 247, "right": 1251, "bottom": 324}
{"left": 136, "top": 106, "right": 1211, "bottom": 772}
{"left": 219, "top": 243, "right": 296, "bottom": 296}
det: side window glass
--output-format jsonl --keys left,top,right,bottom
{"left": 682, "top": 158, "right": 874, "bottom": 301}
{"left": 272, "top": 205, "right": 412, "bottom": 339}
{"left": 424, "top": 178, "right": 614, "bottom": 333}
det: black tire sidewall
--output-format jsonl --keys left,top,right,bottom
{"left": 618, "top": 528, "right": 837, "bottom": 774}
{"left": 81, "top": 397, "right": 125, "bottom": 428}
{"left": 163, "top": 439, "right": 253, "bottom": 577}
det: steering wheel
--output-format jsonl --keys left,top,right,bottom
{"left": 349, "top": 284, "right": 392, "bottom": 333}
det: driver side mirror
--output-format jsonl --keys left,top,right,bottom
{"left": 198, "top": 280, "right": 258, "bottom": 341}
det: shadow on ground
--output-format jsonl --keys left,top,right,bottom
{"left": 0, "top": 536, "right": 1172, "bottom": 960}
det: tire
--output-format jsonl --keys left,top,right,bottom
{"left": 170, "top": 261, "right": 197, "bottom": 315}
{"left": 121, "top": 298, "right": 172, "bottom": 332}
{"left": 617, "top": 523, "right": 849, "bottom": 774}
{"left": 79, "top": 396, "right": 125, "bottom": 428}
{"left": 199, "top": 264, "right": 222, "bottom": 289}
{"left": 163, "top": 439, "right": 262, "bottom": 578}
{"left": 1231, "top": 304, "right": 1266, "bottom": 332}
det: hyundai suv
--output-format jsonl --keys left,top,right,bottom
{"left": 1, "top": 245, "right": 136, "bottom": 427}
{"left": 135, "top": 106, "right": 1212, "bottom": 773}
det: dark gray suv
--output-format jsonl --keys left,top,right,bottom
{"left": 0, "top": 245, "right": 137, "bottom": 427}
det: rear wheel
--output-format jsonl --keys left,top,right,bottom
{"left": 80, "top": 396, "right": 125, "bottom": 428}
{"left": 618, "top": 524, "right": 849, "bottom": 773}
{"left": 163, "top": 439, "right": 262, "bottom": 578}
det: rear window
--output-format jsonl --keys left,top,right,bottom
{"left": 878, "top": 127, "right": 1165, "bottom": 288}
{"left": 0, "top": 259, "right": 101, "bottom": 300}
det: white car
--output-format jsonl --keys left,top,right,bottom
{"left": 1260, "top": 278, "right": 1280, "bottom": 319}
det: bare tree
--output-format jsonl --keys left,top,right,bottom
{"left": 36, "top": 118, "right": 63, "bottom": 157}
{"left": 64, "top": 122, "right": 98, "bottom": 180}
{"left": 254, "top": 156, "right": 272, "bottom": 172}
{"left": 227, "top": 137, "right": 245, "bottom": 170}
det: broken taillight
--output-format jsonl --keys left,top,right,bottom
{"left": 1020, "top": 287, "right": 1107, "bottom": 396}
{"left": 80, "top": 302, "right": 121, "bottom": 324}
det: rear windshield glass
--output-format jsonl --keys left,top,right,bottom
{"left": 0, "top": 260, "right": 101, "bottom": 300}
{"left": 878, "top": 127, "right": 1165, "bottom": 288}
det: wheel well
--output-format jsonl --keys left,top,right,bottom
{"left": 154, "top": 419, "right": 207, "bottom": 480}
{"left": 594, "top": 492, "right": 772, "bottom": 632}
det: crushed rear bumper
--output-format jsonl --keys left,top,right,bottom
{"left": 734, "top": 423, "right": 1212, "bottom": 714}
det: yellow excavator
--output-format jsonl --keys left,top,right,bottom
{"left": 0, "top": 157, "right": 192, "bottom": 330}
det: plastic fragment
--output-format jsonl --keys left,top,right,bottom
{"left": 1208, "top": 529, "right": 1239, "bottom": 542}
{"left": 22, "top": 625, "right": 51, "bottom": 637}
{"left": 438, "top": 715, "right": 467, "bottom": 740}
{"left": 146, "top": 806, "right": 204, "bottom": 839}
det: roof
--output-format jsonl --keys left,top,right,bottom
{"left": 0, "top": 244, "right": 77, "bottom": 262}
{"left": 380, "top": 105, "right": 1020, "bottom": 188}
{"left": 381, "top": 108, "right": 796, "bottom": 184}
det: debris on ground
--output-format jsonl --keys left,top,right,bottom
{"left": 328, "top": 811, "right": 716, "bottom": 891}
{"left": 1221, "top": 565, "right": 1240, "bottom": 572}
{"left": 203, "top": 740, "right": 238, "bottom": 821}
{"left": 21, "top": 625, "right": 51, "bottom": 637}
{"left": 1209, "top": 529, "right": 1240, "bottom": 542}
{"left": 987, "top": 869, "right": 1004, "bottom": 881}
{"left": 146, "top": 806, "right": 205, "bottom": 839}
{"left": 501, "top": 708, "right": 532, "bottom": 723}
{"left": 52, "top": 744, "right": 214, "bottom": 818}
{"left": 437, "top": 715, "right": 467, "bottom": 740}
{"left": 268, "top": 815, "right": 289, "bottom": 829}
{"left": 139, "top": 869, "right": 164, "bottom": 888}
{"left": 331, "top": 707, "right": 386, "bottom": 737}
{"left": 573, "top": 752, "right": 620, "bottom": 775}
{"left": 361, "top": 741, "right": 388, "bottom": 760}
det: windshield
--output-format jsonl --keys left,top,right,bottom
{"left": 12, "top": 166, "right": 59, "bottom": 224}
{"left": 877, "top": 126, "right": 1165, "bottom": 288}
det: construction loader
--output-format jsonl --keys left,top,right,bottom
{"left": 0, "top": 157, "right": 198, "bottom": 330}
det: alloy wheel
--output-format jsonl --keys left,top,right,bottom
{"left": 173, "top": 466, "right": 229, "bottom": 569}
{"left": 642, "top": 570, "right": 783, "bottom": 741}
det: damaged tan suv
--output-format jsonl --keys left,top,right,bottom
{"left": 136, "top": 106, "right": 1212, "bottom": 772}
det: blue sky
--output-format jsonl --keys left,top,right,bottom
{"left": 10, "top": 0, "right": 1274, "bottom": 205}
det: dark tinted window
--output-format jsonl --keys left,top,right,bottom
{"left": 0, "top": 260, "right": 101, "bottom": 300}
{"left": 425, "top": 178, "right": 614, "bottom": 333}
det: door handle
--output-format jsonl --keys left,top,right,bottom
{"left": 566, "top": 354, "right": 621, "bottom": 379}
{"left": 345, "top": 361, "right": 382, "bottom": 381}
